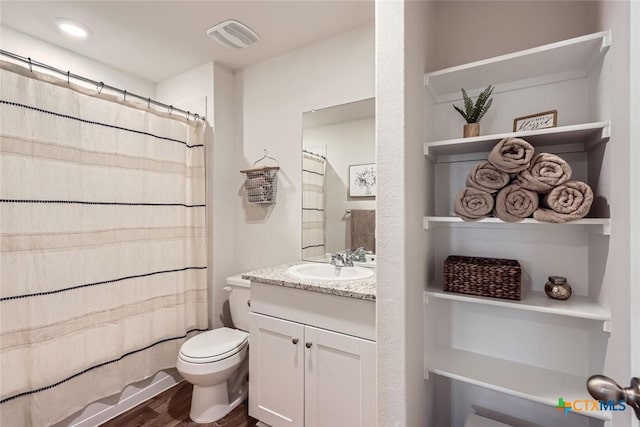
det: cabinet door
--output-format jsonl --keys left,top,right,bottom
{"left": 249, "top": 312, "right": 304, "bottom": 427}
{"left": 304, "top": 325, "right": 376, "bottom": 427}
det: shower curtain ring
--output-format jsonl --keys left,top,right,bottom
{"left": 97, "top": 82, "right": 104, "bottom": 94}
{"left": 168, "top": 105, "right": 173, "bottom": 115}
{"left": 28, "top": 57, "right": 32, "bottom": 72}
{"left": 186, "top": 111, "right": 190, "bottom": 121}
{"left": 67, "top": 71, "right": 70, "bottom": 84}
{"left": 147, "top": 98, "right": 151, "bottom": 109}
{"left": 123, "top": 90, "right": 127, "bottom": 102}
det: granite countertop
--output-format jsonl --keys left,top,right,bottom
{"left": 241, "top": 261, "right": 376, "bottom": 301}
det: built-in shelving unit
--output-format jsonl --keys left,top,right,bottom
{"left": 427, "top": 347, "right": 611, "bottom": 421}
{"left": 423, "top": 30, "right": 611, "bottom": 103}
{"left": 423, "top": 121, "right": 610, "bottom": 158}
{"left": 422, "top": 29, "right": 614, "bottom": 424}
{"left": 423, "top": 216, "right": 611, "bottom": 235}
{"left": 424, "top": 287, "right": 610, "bottom": 323}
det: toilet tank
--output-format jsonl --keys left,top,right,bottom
{"left": 226, "top": 275, "right": 251, "bottom": 332}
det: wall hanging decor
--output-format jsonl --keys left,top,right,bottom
{"left": 349, "top": 163, "right": 377, "bottom": 197}
{"left": 513, "top": 110, "right": 558, "bottom": 132}
{"left": 453, "top": 84, "right": 494, "bottom": 138}
{"left": 241, "top": 149, "right": 280, "bottom": 204}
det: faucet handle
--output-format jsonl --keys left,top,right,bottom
{"left": 342, "top": 250, "right": 355, "bottom": 267}
{"left": 351, "top": 246, "right": 367, "bottom": 262}
{"left": 331, "top": 252, "right": 346, "bottom": 266}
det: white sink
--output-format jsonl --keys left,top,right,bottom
{"left": 287, "top": 263, "right": 374, "bottom": 282}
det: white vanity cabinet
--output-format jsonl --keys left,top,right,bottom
{"left": 249, "top": 313, "right": 305, "bottom": 426}
{"left": 247, "top": 279, "right": 376, "bottom": 427}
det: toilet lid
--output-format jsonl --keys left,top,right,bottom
{"left": 179, "top": 328, "right": 248, "bottom": 363}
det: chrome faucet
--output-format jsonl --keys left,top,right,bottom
{"left": 331, "top": 252, "right": 353, "bottom": 267}
{"left": 331, "top": 247, "right": 368, "bottom": 267}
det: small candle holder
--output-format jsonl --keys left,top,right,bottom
{"left": 544, "top": 276, "right": 572, "bottom": 300}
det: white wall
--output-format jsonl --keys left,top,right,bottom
{"left": 303, "top": 117, "right": 375, "bottom": 253}
{"left": 375, "top": 1, "right": 412, "bottom": 425}
{"left": 211, "top": 63, "right": 239, "bottom": 329}
{"left": 233, "top": 23, "right": 375, "bottom": 272}
{"left": 0, "top": 25, "right": 154, "bottom": 98}
{"left": 593, "top": 2, "right": 633, "bottom": 426}
{"left": 155, "top": 62, "right": 213, "bottom": 120}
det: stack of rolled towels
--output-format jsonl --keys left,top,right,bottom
{"left": 454, "top": 137, "right": 594, "bottom": 223}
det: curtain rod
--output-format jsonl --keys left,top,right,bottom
{"left": 303, "top": 149, "right": 326, "bottom": 160}
{"left": 0, "top": 49, "right": 206, "bottom": 122}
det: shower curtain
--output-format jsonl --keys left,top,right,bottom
{"left": 302, "top": 151, "right": 326, "bottom": 259}
{"left": 0, "top": 62, "right": 208, "bottom": 426}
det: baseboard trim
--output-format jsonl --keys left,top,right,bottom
{"left": 65, "top": 371, "right": 183, "bottom": 427}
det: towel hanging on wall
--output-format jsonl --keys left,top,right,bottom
{"left": 350, "top": 209, "right": 376, "bottom": 253}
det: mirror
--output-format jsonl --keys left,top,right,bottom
{"left": 301, "top": 98, "right": 376, "bottom": 263}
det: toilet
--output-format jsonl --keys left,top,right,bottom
{"left": 176, "top": 275, "right": 251, "bottom": 423}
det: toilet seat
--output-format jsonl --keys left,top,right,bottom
{"left": 179, "top": 327, "right": 249, "bottom": 364}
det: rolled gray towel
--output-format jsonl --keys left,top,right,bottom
{"left": 488, "top": 137, "right": 535, "bottom": 174}
{"left": 494, "top": 183, "right": 539, "bottom": 222}
{"left": 533, "top": 181, "right": 593, "bottom": 223}
{"left": 454, "top": 187, "right": 494, "bottom": 221}
{"left": 466, "top": 161, "right": 511, "bottom": 194}
{"left": 516, "top": 153, "right": 572, "bottom": 193}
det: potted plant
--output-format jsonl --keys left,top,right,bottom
{"left": 453, "top": 84, "right": 494, "bottom": 138}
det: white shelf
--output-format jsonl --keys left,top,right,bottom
{"left": 423, "top": 216, "right": 611, "bottom": 235}
{"left": 423, "top": 31, "right": 611, "bottom": 103}
{"left": 427, "top": 347, "right": 611, "bottom": 421}
{"left": 425, "top": 288, "right": 610, "bottom": 322}
{"left": 423, "top": 121, "right": 610, "bottom": 158}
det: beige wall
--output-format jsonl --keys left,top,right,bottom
{"left": 431, "top": 1, "right": 599, "bottom": 71}
{"left": 631, "top": 5, "right": 640, "bottom": 427}
{"left": 233, "top": 23, "right": 375, "bottom": 273}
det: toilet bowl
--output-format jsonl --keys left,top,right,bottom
{"left": 176, "top": 275, "right": 251, "bottom": 423}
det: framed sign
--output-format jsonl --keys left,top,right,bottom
{"left": 513, "top": 110, "right": 558, "bottom": 132}
{"left": 349, "top": 163, "right": 376, "bottom": 197}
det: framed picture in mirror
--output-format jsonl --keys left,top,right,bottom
{"left": 349, "top": 163, "right": 376, "bottom": 197}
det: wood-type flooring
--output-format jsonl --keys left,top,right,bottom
{"left": 101, "top": 381, "right": 258, "bottom": 427}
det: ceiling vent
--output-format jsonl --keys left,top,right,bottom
{"left": 207, "top": 20, "right": 259, "bottom": 49}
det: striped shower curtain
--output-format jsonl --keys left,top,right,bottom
{"left": 0, "top": 62, "right": 208, "bottom": 426}
{"left": 302, "top": 151, "right": 326, "bottom": 259}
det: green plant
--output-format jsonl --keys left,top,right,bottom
{"left": 453, "top": 85, "right": 494, "bottom": 123}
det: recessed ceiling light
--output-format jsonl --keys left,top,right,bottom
{"left": 55, "top": 18, "right": 90, "bottom": 38}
